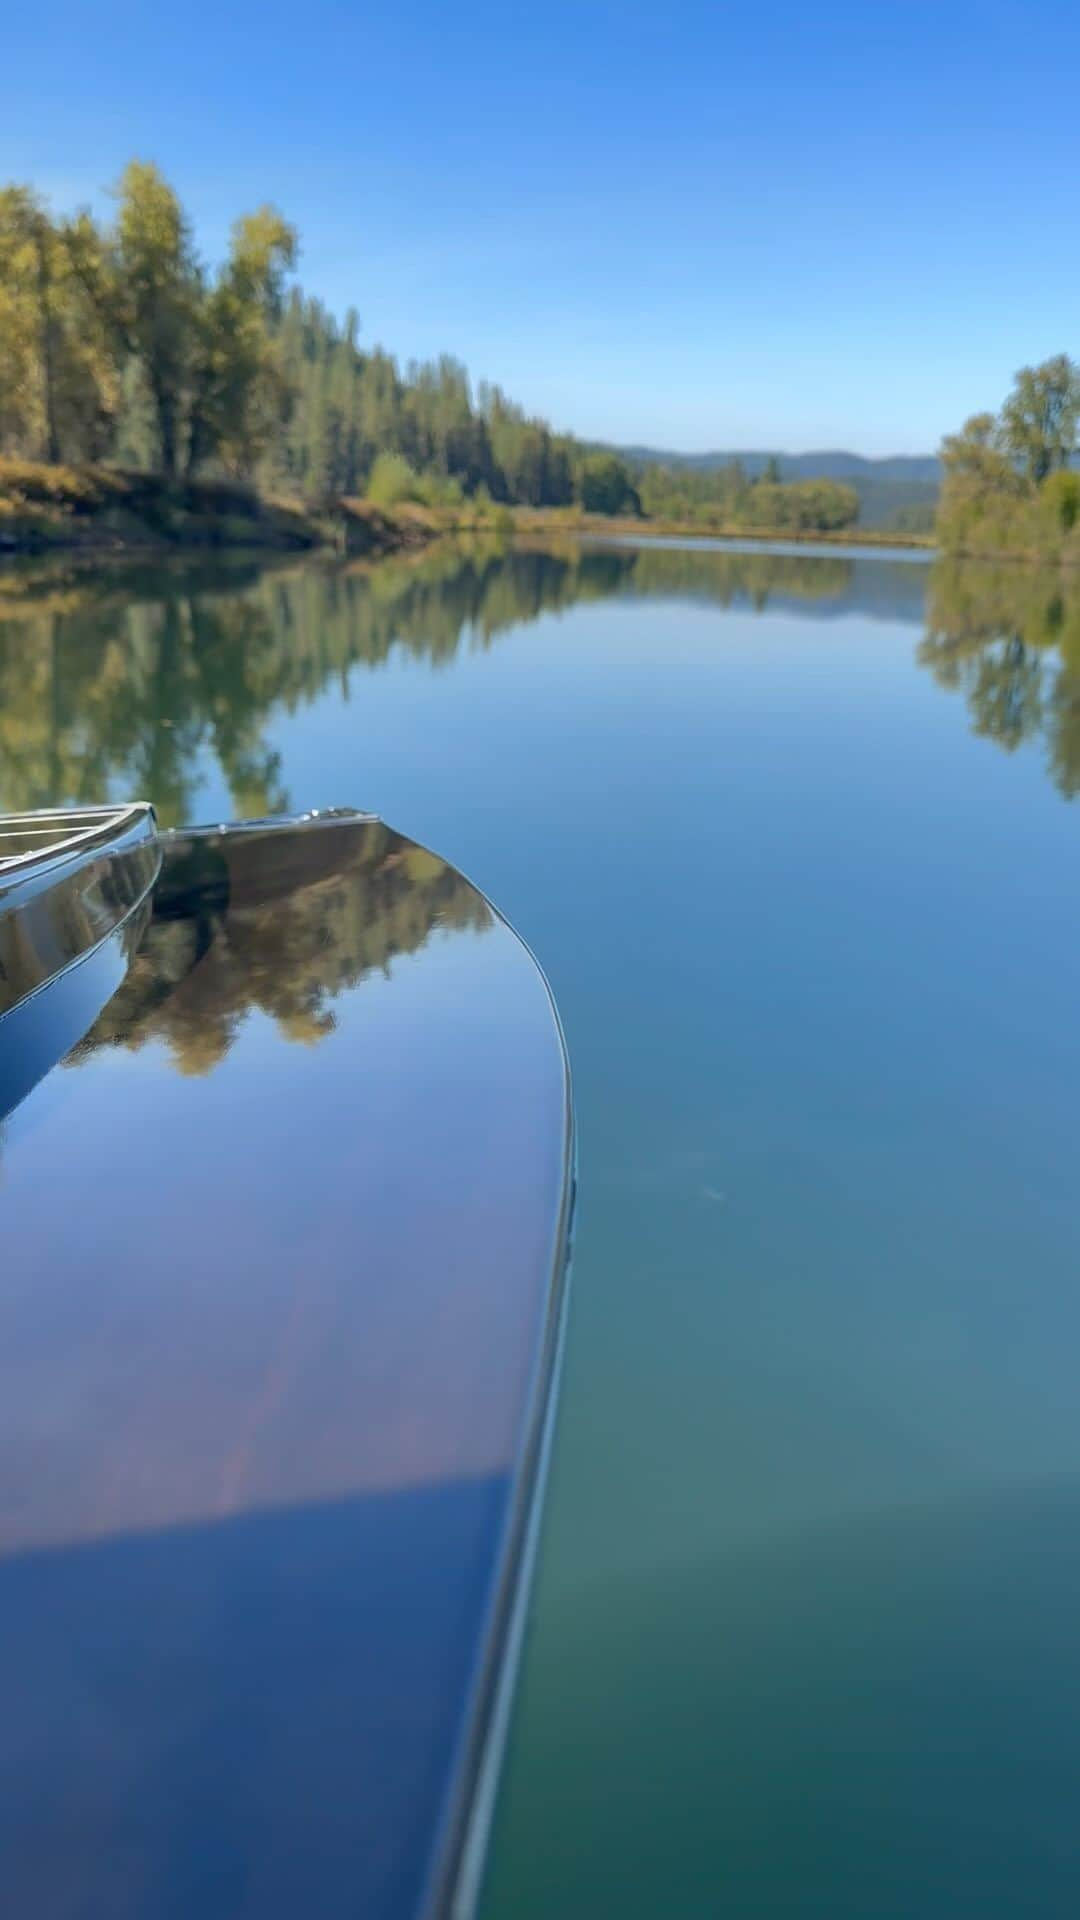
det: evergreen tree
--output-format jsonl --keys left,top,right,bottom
{"left": 0, "top": 158, "right": 873, "bottom": 535}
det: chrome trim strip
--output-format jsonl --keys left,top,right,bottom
{"left": 420, "top": 911, "right": 577, "bottom": 1920}
{"left": 450, "top": 1202, "right": 576, "bottom": 1920}
{"left": 0, "top": 805, "right": 161, "bottom": 1017}
{"left": 0, "top": 803, "right": 153, "bottom": 874}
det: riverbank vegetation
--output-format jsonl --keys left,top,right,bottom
{"left": 1, "top": 163, "right": 866, "bottom": 552}
{"left": 0, "top": 458, "right": 319, "bottom": 551}
{"left": 937, "top": 357, "right": 1080, "bottom": 563}
{"left": 0, "top": 455, "right": 461, "bottom": 556}
{"left": 637, "top": 456, "right": 858, "bottom": 533}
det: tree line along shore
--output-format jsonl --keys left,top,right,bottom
{"left": 0, "top": 162, "right": 1075, "bottom": 562}
{"left": 0, "top": 456, "right": 935, "bottom": 559}
{"left": 0, "top": 163, "right": 869, "bottom": 557}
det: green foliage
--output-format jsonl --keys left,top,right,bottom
{"left": 577, "top": 452, "right": 641, "bottom": 516}
{"left": 999, "top": 356, "right": 1080, "bottom": 485}
{"left": 186, "top": 207, "right": 297, "bottom": 480}
{"left": 738, "top": 478, "right": 858, "bottom": 531}
{"left": 0, "top": 186, "right": 117, "bottom": 462}
{"left": 637, "top": 455, "right": 857, "bottom": 532}
{"left": 414, "top": 469, "right": 465, "bottom": 509}
{"left": 109, "top": 162, "right": 200, "bottom": 475}
{"left": 365, "top": 452, "right": 421, "bottom": 507}
{"left": 0, "top": 456, "right": 317, "bottom": 553}
{"left": 1043, "top": 468, "right": 1080, "bottom": 534}
{"left": 937, "top": 360, "right": 1080, "bottom": 558}
{"left": 0, "top": 160, "right": 886, "bottom": 535}
{"left": 0, "top": 165, "right": 298, "bottom": 485}
{"left": 240, "top": 300, "right": 582, "bottom": 510}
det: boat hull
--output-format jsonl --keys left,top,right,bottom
{"left": 0, "top": 809, "right": 573, "bottom": 1920}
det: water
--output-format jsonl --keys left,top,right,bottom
{"left": 4, "top": 538, "right": 1080, "bottom": 1916}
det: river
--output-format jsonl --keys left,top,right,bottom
{"left": 4, "top": 536, "right": 1080, "bottom": 1917}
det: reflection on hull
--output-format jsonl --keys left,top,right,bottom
{"left": 0, "top": 806, "right": 574, "bottom": 1920}
{"left": 0, "top": 802, "right": 161, "bottom": 1119}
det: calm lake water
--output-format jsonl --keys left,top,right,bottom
{"left": 5, "top": 538, "right": 1080, "bottom": 1916}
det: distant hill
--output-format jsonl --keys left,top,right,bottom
{"left": 611, "top": 446, "right": 942, "bottom": 530}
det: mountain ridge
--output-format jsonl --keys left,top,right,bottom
{"left": 608, "top": 446, "right": 940, "bottom": 480}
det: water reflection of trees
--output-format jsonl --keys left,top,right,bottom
{"left": 0, "top": 543, "right": 871, "bottom": 826}
{"left": 10, "top": 544, "right": 1080, "bottom": 817}
{"left": 72, "top": 819, "right": 491, "bottom": 1077}
{"left": 920, "top": 561, "right": 1080, "bottom": 797}
{"left": 604, "top": 545, "right": 853, "bottom": 608}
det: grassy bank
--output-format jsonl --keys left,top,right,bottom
{"left": 0, "top": 460, "right": 439, "bottom": 559}
{"left": 0, "top": 459, "right": 936, "bottom": 560}
{"left": 502, "top": 507, "right": 934, "bottom": 549}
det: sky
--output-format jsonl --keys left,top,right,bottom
{"left": 5, "top": 0, "right": 1079, "bottom": 457}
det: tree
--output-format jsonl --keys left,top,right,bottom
{"left": 109, "top": 161, "right": 200, "bottom": 476}
{"left": 0, "top": 188, "right": 117, "bottom": 461}
{"left": 940, "top": 412, "right": 1011, "bottom": 484}
{"left": 578, "top": 452, "right": 641, "bottom": 516}
{"left": 186, "top": 207, "right": 297, "bottom": 477}
{"left": 0, "top": 190, "right": 42, "bottom": 455}
{"left": 935, "top": 412, "right": 1027, "bottom": 553}
{"left": 0, "top": 157, "right": 941, "bottom": 529}
{"left": 67, "top": 169, "right": 297, "bottom": 481}
{"left": 0, "top": 188, "right": 63, "bottom": 459}
{"left": 1042, "top": 468, "right": 1080, "bottom": 534}
{"left": 999, "top": 356, "right": 1080, "bottom": 485}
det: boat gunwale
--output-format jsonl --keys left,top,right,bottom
{"left": 0, "top": 803, "right": 155, "bottom": 878}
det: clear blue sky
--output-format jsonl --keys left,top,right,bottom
{"left": 5, "top": 0, "right": 1078, "bottom": 456}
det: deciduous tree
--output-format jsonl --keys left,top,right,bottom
{"left": 1000, "top": 356, "right": 1080, "bottom": 485}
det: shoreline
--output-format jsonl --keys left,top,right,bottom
{"left": 506, "top": 509, "right": 934, "bottom": 551}
{"left": 0, "top": 460, "right": 936, "bottom": 561}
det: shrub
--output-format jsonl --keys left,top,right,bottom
{"left": 365, "top": 453, "right": 422, "bottom": 508}
{"left": 1043, "top": 469, "right": 1080, "bottom": 534}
